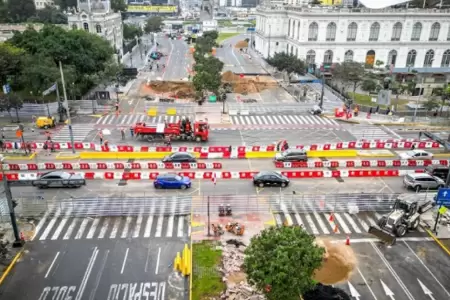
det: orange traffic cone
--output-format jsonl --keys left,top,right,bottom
{"left": 20, "top": 232, "right": 25, "bottom": 241}
{"left": 329, "top": 214, "right": 334, "bottom": 222}
{"left": 345, "top": 236, "right": 350, "bottom": 246}
{"left": 333, "top": 224, "right": 339, "bottom": 233}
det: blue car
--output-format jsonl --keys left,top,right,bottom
{"left": 153, "top": 174, "right": 192, "bottom": 190}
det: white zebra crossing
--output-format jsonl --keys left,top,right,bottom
{"left": 344, "top": 124, "right": 397, "bottom": 140}
{"left": 52, "top": 125, "right": 93, "bottom": 142}
{"left": 231, "top": 115, "right": 339, "bottom": 126}
{"left": 95, "top": 114, "right": 194, "bottom": 126}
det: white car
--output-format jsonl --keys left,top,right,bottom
{"left": 399, "top": 150, "right": 433, "bottom": 160}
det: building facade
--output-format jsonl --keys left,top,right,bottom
{"left": 34, "top": 0, "right": 55, "bottom": 9}
{"left": 67, "top": 0, "right": 124, "bottom": 60}
{"left": 254, "top": 6, "right": 450, "bottom": 75}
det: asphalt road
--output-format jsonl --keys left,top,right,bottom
{"left": 0, "top": 239, "right": 186, "bottom": 300}
{"left": 157, "top": 37, "right": 192, "bottom": 81}
{"left": 334, "top": 240, "right": 450, "bottom": 300}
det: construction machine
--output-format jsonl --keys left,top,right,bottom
{"left": 225, "top": 222, "right": 245, "bottom": 236}
{"left": 368, "top": 194, "right": 435, "bottom": 245}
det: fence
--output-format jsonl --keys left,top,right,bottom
{"left": 6, "top": 192, "right": 435, "bottom": 218}
{"left": 69, "top": 99, "right": 113, "bottom": 115}
{"left": 227, "top": 103, "right": 312, "bottom": 115}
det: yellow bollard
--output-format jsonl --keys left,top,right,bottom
{"left": 166, "top": 108, "right": 177, "bottom": 115}
{"left": 147, "top": 108, "right": 157, "bottom": 117}
{"left": 174, "top": 252, "right": 182, "bottom": 272}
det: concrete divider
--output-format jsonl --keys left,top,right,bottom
{"left": 306, "top": 150, "right": 357, "bottom": 158}
{"left": 357, "top": 150, "right": 395, "bottom": 158}
{"left": 245, "top": 151, "right": 277, "bottom": 158}
{"left": 79, "top": 152, "right": 174, "bottom": 159}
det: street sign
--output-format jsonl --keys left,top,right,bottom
{"left": 299, "top": 79, "right": 321, "bottom": 83}
{"left": 436, "top": 188, "right": 450, "bottom": 206}
{"left": 247, "top": 27, "right": 256, "bottom": 32}
{"left": 208, "top": 95, "right": 217, "bottom": 103}
{"left": 2, "top": 84, "right": 11, "bottom": 94}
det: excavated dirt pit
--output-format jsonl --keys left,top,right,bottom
{"left": 141, "top": 81, "right": 196, "bottom": 99}
{"left": 235, "top": 40, "right": 249, "bottom": 48}
{"left": 222, "top": 71, "right": 278, "bottom": 94}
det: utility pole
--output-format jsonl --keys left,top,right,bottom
{"left": 319, "top": 74, "right": 325, "bottom": 109}
{"left": 59, "top": 61, "right": 76, "bottom": 154}
{"left": 1, "top": 158, "right": 23, "bottom": 247}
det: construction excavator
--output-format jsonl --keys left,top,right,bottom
{"left": 225, "top": 222, "right": 245, "bottom": 236}
{"left": 368, "top": 194, "right": 435, "bottom": 245}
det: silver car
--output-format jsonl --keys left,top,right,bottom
{"left": 403, "top": 173, "right": 444, "bottom": 191}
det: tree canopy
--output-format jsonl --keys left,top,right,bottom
{"left": 243, "top": 226, "right": 325, "bottom": 300}
{"left": 266, "top": 52, "right": 305, "bottom": 75}
{"left": 2, "top": 24, "right": 118, "bottom": 100}
{"left": 54, "top": 0, "right": 77, "bottom": 10}
{"left": 28, "top": 5, "right": 68, "bottom": 24}
{"left": 332, "top": 62, "right": 366, "bottom": 94}
{"left": 111, "top": 0, "right": 127, "bottom": 12}
{"left": 0, "top": 0, "right": 67, "bottom": 24}
{"left": 123, "top": 23, "right": 143, "bottom": 41}
{"left": 144, "top": 16, "right": 163, "bottom": 34}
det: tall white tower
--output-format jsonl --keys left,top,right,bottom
{"left": 77, "top": 0, "right": 111, "bottom": 13}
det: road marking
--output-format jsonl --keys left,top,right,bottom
{"left": 121, "top": 248, "right": 129, "bottom": 275}
{"left": 75, "top": 247, "right": 98, "bottom": 300}
{"left": 121, "top": 216, "right": 133, "bottom": 238}
{"left": 280, "top": 201, "right": 293, "bottom": 226}
{"left": 177, "top": 216, "right": 185, "bottom": 237}
{"left": 166, "top": 216, "right": 174, "bottom": 237}
{"left": 51, "top": 208, "right": 72, "bottom": 240}
{"left": 89, "top": 250, "right": 109, "bottom": 300}
{"left": 86, "top": 218, "right": 100, "bottom": 239}
{"left": 133, "top": 213, "right": 143, "bottom": 238}
{"left": 144, "top": 215, "right": 154, "bottom": 237}
{"left": 313, "top": 212, "right": 330, "bottom": 234}
{"left": 63, "top": 218, "right": 78, "bottom": 240}
{"left": 155, "top": 216, "right": 164, "bottom": 237}
{"left": 39, "top": 208, "right": 61, "bottom": 240}
{"left": 305, "top": 214, "right": 319, "bottom": 235}
{"left": 110, "top": 218, "right": 121, "bottom": 239}
{"left": 334, "top": 213, "right": 351, "bottom": 234}
{"left": 97, "top": 218, "right": 110, "bottom": 239}
{"left": 75, "top": 218, "right": 90, "bottom": 239}
{"left": 344, "top": 213, "right": 362, "bottom": 234}
{"left": 357, "top": 267, "right": 378, "bottom": 300}
{"left": 155, "top": 247, "right": 161, "bottom": 275}
{"left": 32, "top": 210, "right": 50, "bottom": 241}
{"left": 45, "top": 252, "right": 60, "bottom": 278}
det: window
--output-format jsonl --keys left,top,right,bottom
{"left": 344, "top": 50, "right": 354, "bottom": 62}
{"left": 429, "top": 22, "right": 440, "bottom": 41}
{"left": 71, "top": 24, "right": 77, "bottom": 30}
{"left": 441, "top": 49, "right": 450, "bottom": 67}
{"left": 406, "top": 50, "right": 417, "bottom": 67}
{"left": 391, "top": 22, "right": 402, "bottom": 41}
{"left": 411, "top": 22, "right": 422, "bottom": 41}
{"left": 387, "top": 50, "right": 397, "bottom": 66}
{"left": 347, "top": 22, "right": 357, "bottom": 41}
{"left": 308, "top": 22, "right": 318, "bottom": 41}
{"left": 326, "top": 22, "right": 336, "bottom": 41}
{"left": 306, "top": 50, "right": 316, "bottom": 64}
{"left": 83, "top": 22, "right": 89, "bottom": 31}
{"left": 297, "top": 21, "right": 301, "bottom": 40}
{"left": 288, "top": 19, "right": 291, "bottom": 37}
{"left": 96, "top": 24, "right": 102, "bottom": 33}
{"left": 324, "top": 50, "right": 333, "bottom": 64}
{"left": 369, "top": 22, "right": 380, "bottom": 41}
{"left": 423, "top": 49, "right": 434, "bottom": 67}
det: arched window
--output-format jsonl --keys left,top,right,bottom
{"left": 411, "top": 22, "right": 422, "bottom": 41}
{"left": 441, "top": 49, "right": 450, "bottom": 67}
{"left": 344, "top": 50, "right": 354, "bottom": 62}
{"left": 291, "top": 20, "right": 296, "bottom": 38}
{"left": 326, "top": 22, "right": 336, "bottom": 41}
{"left": 83, "top": 22, "right": 89, "bottom": 31}
{"left": 406, "top": 50, "right": 417, "bottom": 67}
{"left": 306, "top": 50, "right": 316, "bottom": 64}
{"left": 429, "top": 22, "right": 440, "bottom": 41}
{"left": 391, "top": 22, "right": 402, "bottom": 41}
{"left": 369, "top": 22, "right": 380, "bottom": 41}
{"left": 308, "top": 22, "right": 318, "bottom": 41}
{"left": 324, "top": 50, "right": 333, "bottom": 64}
{"left": 72, "top": 24, "right": 77, "bottom": 30}
{"left": 347, "top": 22, "right": 357, "bottom": 41}
{"left": 96, "top": 24, "right": 102, "bottom": 33}
{"left": 387, "top": 50, "right": 397, "bottom": 66}
{"left": 423, "top": 50, "right": 435, "bottom": 67}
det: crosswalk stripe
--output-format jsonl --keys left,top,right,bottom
{"left": 155, "top": 216, "right": 164, "bottom": 237}
{"left": 280, "top": 202, "right": 293, "bottom": 226}
{"left": 98, "top": 218, "right": 110, "bottom": 239}
{"left": 110, "top": 218, "right": 121, "bottom": 239}
{"left": 51, "top": 208, "right": 71, "bottom": 240}
{"left": 313, "top": 212, "right": 330, "bottom": 234}
{"left": 343, "top": 213, "right": 362, "bottom": 234}
{"left": 121, "top": 216, "right": 133, "bottom": 238}
{"left": 324, "top": 213, "right": 340, "bottom": 234}
{"left": 334, "top": 213, "right": 351, "bottom": 234}
{"left": 86, "top": 218, "right": 100, "bottom": 239}
{"left": 40, "top": 208, "right": 61, "bottom": 241}
{"left": 95, "top": 114, "right": 195, "bottom": 126}
{"left": 133, "top": 214, "right": 143, "bottom": 238}
{"left": 177, "top": 216, "right": 185, "bottom": 237}
{"left": 231, "top": 115, "right": 338, "bottom": 126}
{"left": 357, "top": 217, "right": 370, "bottom": 232}
{"left": 75, "top": 218, "right": 90, "bottom": 239}
{"left": 63, "top": 218, "right": 78, "bottom": 240}
{"left": 305, "top": 214, "right": 319, "bottom": 235}
{"left": 144, "top": 216, "right": 154, "bottom": 238}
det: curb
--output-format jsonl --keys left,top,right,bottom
{"left": 0, "top": 248, "right": 24, "bottom": 286}
{"left": 424, "top": 228, "right": 450, "bottom": 256}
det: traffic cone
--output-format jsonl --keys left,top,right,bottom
{"left": 20, "top": 232, "right": 25, "bottom": 241}
{"left": 329, "top": 214, "right": 334, "bottom": 222}
{"left": 345, "top": 236, "right": 350, "bottom": 246}
{"left": 333, "top": 224, "right": 339, "bottom": 233}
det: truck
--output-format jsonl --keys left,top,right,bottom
{"left": 368, "top": 193, "right": 436, "bottom": 245}
{"left": 132, "top": 119, "right": 209, "bottom": 142}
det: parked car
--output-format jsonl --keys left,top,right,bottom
{"left": 253, "top": 171, "right": 290, "bottom": 188}
{"left": 425, "top": 164, "right": 449, "bottom": 181}
{"left": 154, "top": 174, "right": 191, "bottom": 189}
{"left": 274, "top": 149, "right": 308, "bottom": 162}
{"left": 403, "top": 173, "right": 444, "bottom": 191}
{"left": 162, "top": 152, "right": 197, "bottom": 163}
{"left": 399, "top": 150, "right": 433, "bottom": 160}
{"left": 32, "top": 171, "right": 86, "bottom": 189}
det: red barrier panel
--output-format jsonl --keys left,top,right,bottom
{"left": 310, "top": 145, "right": 317, "bottom": 150}
{"left": 6, "top": 173, "right": 19, "bottom": 180}
{"left": 63, "top": 163, "right": 73, "bottom": 170}
{"left": 433, "top": 142, "right": 440, "bottom": 148}
{"left": 237, "top": 152, "right": 246, "bottom": 159}
{"left": 252, "top": 146, "right": 260, "bottom": 152}
{"left": 164, "top": 163, "right": 174, "bottom": 169}
{"left": 98, "top": 163, "right": 107, "bottom": 170}
{"left": 45, "top": 163, "right": 56, "bottom": 169}
{"left": 181, "top": 163, "right": 192, "bottom": 169}
{"left": 213, "top": 163, "right": 222, "bottom": 169}
{"left": 361, "top": 161, "right": 370, "bottom": 167}
{"left": 418, "top": 142, "right": 426, "bottom": 148}
{"left": 239, "top": 172, "right": 254, "bottom": 179}
{"left": 74, "top": 142, "right": 84, "bottom": 149}
{"left": 28, "top": 164, "right": 38, "bottom": 170}
{"left": 193, "top": 147, "right": 202, "bottom": 153}
{"left": 332, "top": 170, "right": 341, "bottom": 177}
{"left": 346, "top": 161, "right": 355, "bottom": 168}
{"left": 84, "top": 172, "right": 95, "bottom": 179}
{"left": 130, "top": 163, "right": 141, "bottom": 169}
{"left": 314, "top": 161, "right": 324, "bottom": 168}
{"left": 179, "top": 172, "right": 195, "bottom": 179}
{"left": 149, "top": 173, "right": 159, "bottom": 179}
{"left": 348, "top": 142, "right": 356, "bottom": 149}
{"left": 336, "top": 143, "right": 343, "bottom": 149}
{"left": 237, "top": 146, "right": 246, "bottom": 153}
{"left": 141, "top": 146, "right": 149, "bottom": 152}
{"left": 361, "top": 142, "right": 370, "bottom": 149}
{"left": 148, "top": 163, "right": 158, "bottom": 169}
{"left": 202, "top": 172, "right": 212, "bottom": 179}
{"left": 80, "top": 163, "right": 89, "bottom": 170}
{"left": 267, "top": 145, "right": 275, "bottom": 151}
{"left": 222, "top": 172, "right": 231, "bottom": 179}
{"left": 378, "top": 161, "right": 386, "bottom": 167}
{"left": 8, "top": 164, "right": 19, "bottom": 170}
{"left": 104, "top": 172, "right": 114, "bottom": 179}
{"left": 393, "top": 160, "right": 401, "bottom": 167}
{"left": 330, "top": 161, "right": 339, "bottom": 168}
{"left": 408, "top": 161, "right": 417, "bottom": 167}
{"left": 156, "top": 146, "right": 171, "bottom": 152}
{"left": 114, "top": 163, "right": 125, "bottom": 169}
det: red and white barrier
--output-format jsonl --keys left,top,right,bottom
{"left": 2, "top": 138, "right": 441, "bottom": 153}
{"left": 275, "top": 159, "right": 450, "bottom": 169}
{"left": 3, "top": 161, "right": 223, "bottom": 171}
{"left": 1, "top": 169, "right": 424, "bottom": 181}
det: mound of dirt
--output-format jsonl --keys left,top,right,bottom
{"left": 313, "top": 239, "right": 357, "bottom": 285}
{"left": 222, "top": 71, "right": 278, "bottom": 94}
{"left": 235, "top": 40, "right": 249, "bottom": 48}
{"left": 222, "top": 71, "right": 239, "bottom": 82}
{"left": 143, "top": 81, "right": 196, "bottom": 99}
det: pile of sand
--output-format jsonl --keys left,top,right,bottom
{"left": 235, "top": 40, "right": 249, "bottom": 48}
{"left": 222, "top": 71, "right": 278, "bottom": 94}
{"left": 313, "top": 239, "right": 357, "bottom": 285}
{"left": 142, "top": 81, "right": 196, "bottom": 99}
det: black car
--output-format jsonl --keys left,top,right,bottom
{"left": 162, "top": 152, "right": 197, "bottom": 163}
{"left": 253, "top": 171, "right": 290, "bottom": 188}
{"left": 274, "top": 149, "right": 308, "bottom": 162}
{"left": 32, "top": 171, "right": 86, "bottom": 189}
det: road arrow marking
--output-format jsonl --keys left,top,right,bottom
{"left": 380, "top": 280, "right": 396, "bottom": 299}
{"left": 418, "top": 279, "right": 436, "bottom": 300}
{"left": 348, "top": 282, "right": 361, "bottom": 299}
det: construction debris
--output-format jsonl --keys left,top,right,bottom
{"left": 221, "top": 71, "right": 278, "bottom": 94}
{"left": 235, "top": 40, "right": 249, "bottom": 48}
{"left": 141, "top": 80, "right": 196, "bottom": 99}
{"left": 219, "top": 240, "right": 265, "bottom": 300}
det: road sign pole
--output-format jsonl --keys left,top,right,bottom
{"left": 433, "top": 205, "right": 442, "bottom": 234}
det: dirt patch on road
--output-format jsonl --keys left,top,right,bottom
{"left": 141, "top": 80, "right": 196, "bottom": 99}
{"left": 235, "top": 40, "right": 249, "bottom": 48}
{"left": 222, "top": 71, "right": 278, "bottom": 94}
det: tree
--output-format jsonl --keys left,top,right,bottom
{"left": 266, "top": 52, "right": 305, "bottom": 76}
{"left": 423, "top": 98, "right": 440, "bottom": 112}
{"left": 111, "top": 0, "right": 127, "bottom": 12}
{"left": 0, "top": 43, "right": 24, "bottom": 86}
{"left": 28, "top": 5, "right": 68, "bottom": 24}
{"left": 194, "top": 36, "right": 215, "bottom": 57}
{"left": 54, "top": 0, "right": 78, "bottom": 10}
{"left": 144, "top": 16, "right": 163, "bottom": 34}
{"left": 310, "top": 0, "right": 322, "bottom": 4}
{"left": 361, "top": 79, "right": 378, "bottom": 95}
{"left": 192, "top": 56, "right": 223, "bottom": 98}
{"left": 332, "top": 62, "right": 366, "bottom": 101}
{"left": 243, "top": 226, "right": 325, "bottom": 300}
{"left": 7, "top": 0, "right": 36, "bottom": 23}
{"left": 3, "top": 93, "right": 24, "bottom": 123}
{"left": 202, "top": 30, "right": 218, "bottom": 41}
{"left": 123, "top": 23, "right": 143, "bottom": 41}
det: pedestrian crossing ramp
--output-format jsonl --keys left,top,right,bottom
{"left": 144, "top": 103, "right": 196, "bottom": 116}
{"left": 231, "top": 114, "right": 339, "bottom": 127}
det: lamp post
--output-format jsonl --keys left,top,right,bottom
{"left": 59, "top": 61, "right": 76, "bottom": 154}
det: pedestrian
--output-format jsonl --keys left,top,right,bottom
{"left": 386, "top": 107, "right": 391, "bottom": 115}
{"left": 50, "top": 141, "right": 55, "bottom": 153}
{"left": 115, "top": 102, "right": 119, "bottom": 111}
{"left": 375, "top": 105, "right": 380, "bottom": 114}
{"left": 99, "top": 132, "right": 103, "bottom": 145}
{"left": 130, "top": 127, "right": 134, "bottom": 138}
{"left": 121, "top": 128, "right": 125, "bottom": 140}
{"left": 411, "top": 144, "right": 415, "bottom": 150}
{"left": 43, "top": 142, "right": 50, "bottom": 156}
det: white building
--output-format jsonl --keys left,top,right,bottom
{"left": 67, "top": 0, "right": 124, "bottom": 60}
{"left": 254, "top": 5, "right": 450, "bottom": 75}
{"left": 34, "top": 0, "right": 55, "bottom": 9}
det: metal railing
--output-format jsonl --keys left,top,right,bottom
{"left": 227, "top": 103, "right": 312, "bottom": 115}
